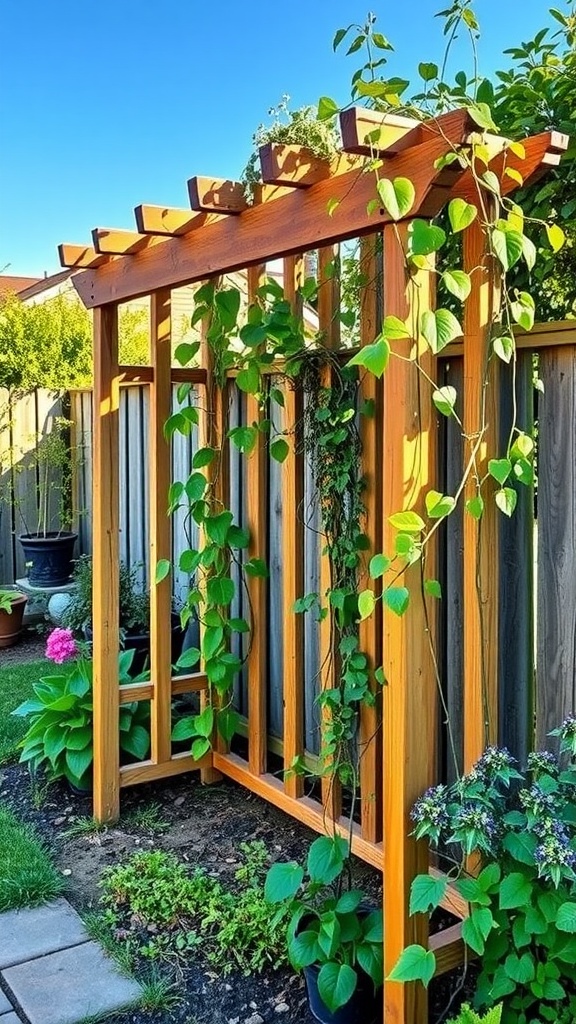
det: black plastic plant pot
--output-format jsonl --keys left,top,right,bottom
{"left": 19, "top": 532, "right": 77, "bottom": 587}
{"left": 84, "top": 613, "right": 185, "bottom": 676}
{"left": 303, "top": 964, "right": 381, "bottom": 1024}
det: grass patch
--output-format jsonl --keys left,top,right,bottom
{"left": 0, "top": 658, "right": 61, "bottom": 764}
{"left": 0, "top": 804, "right": 63, "bottom": 911}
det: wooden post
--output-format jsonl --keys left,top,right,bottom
{"left": 462, "top": 220, "right": 501, "bottom": 769}
{"left": 92, "top": 303, "right": 121, "bottom": 821}
{"left": 149, "top": 289, "right": 173, "bottom": 765}
{"left": 282, "top": 255, "right": 305, "bottom": 799}
{"left": 246, "top": 265, "right": 268, "bottom": 776}
{"left": 382, "top": 223, "right": 437, "bottom": 1024}
{"left": 358, "top": 234, "right": 383, "bottom": 843}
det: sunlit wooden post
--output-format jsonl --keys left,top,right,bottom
{"left": 149, "top": 288, "right": 173, "bottom": 765}
{"left": 463, "top": 219, "right": 501, "bottom": 769}
{"left": 92, "top": 303, "right": 121, "bottom": 821}
{"left": 382, "top": 222, "right": 438, "bottom": 1024}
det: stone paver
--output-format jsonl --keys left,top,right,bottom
{"left": 0, "top": 1014, "right": 21, "bottom": 1024}
{"left": 0, "top": 989, "right": 12, "bottom": 1014}
{"left": 2, "top": 940, "right": 142, "bottom": 1024}
{"left": 0, "top": 899, "right": 87, "bottom": 968}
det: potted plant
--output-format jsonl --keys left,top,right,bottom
{"left": 63, "top": 555, "right": 184, "bottom": 673}
{"left": 13, "top": 627, "right": 150, "bottom": 791}
{"left": 0, "top": 588, "right": 28, "bottom": 648}
{"left": 15, "top": 416, "right": 78, "bottom": 587}
{"left": 265, "top": 834, "right": 383, "bottom": 1024}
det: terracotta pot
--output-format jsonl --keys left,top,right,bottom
{"left": 0, "top": 593, "right": 28, "bottom": 648}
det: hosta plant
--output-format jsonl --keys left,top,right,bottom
{"left": 13, "top": 629, "right": 150, "bottom": 790}
{"left": 264, "top": 834, "right": 383, "bottom": 1014}
{"left": 391, "top": 723, "right": 576, "bottom": 1023}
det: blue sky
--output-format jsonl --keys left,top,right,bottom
{"left": 0, "top": 0, "right": 559, "bottom": 277}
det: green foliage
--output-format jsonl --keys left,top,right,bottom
{"left": 0, "top": 805, "right": 63, "bottom": 911}
{"left": 397, "top": 731, "right": 576, "bottom": 1021}
{"left": 99, "top": 842, "right": 287, "bottom": 976}
{"left": 0, "top": 658, "right": 62, "bottom": 764}
{"left": 0, "top": 294, "right": 92, "bottom": 393}
{"left": 13, "top": 649, "right": 150, "bottom": 789}
{"left": 63, "top": 555, "right": 150, "bottom": 635}
{"left": 0, "top": 588, "right": 23, "bottom": 612}
{"left": 447, "top": 1006, "right": 503, "bottom": 1024}
{"left": 265, "top": 835, "right": 383, "bottom": 1014}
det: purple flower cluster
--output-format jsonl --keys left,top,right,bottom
{"left": 535, "top": 830, "right": 576, "bottom": 879}
{"left": 526, "top": 751, "right": 558, "bottom": 777}
{"left": 560, "top": 715, "right": 576, "bottom": 740}
{"left": 519, "top": 784, "right": 556, "bottom": 817}
{"left": 475, "top": 745, "right": 516, "bottom": 777}
{"left": 452, "top": 803, "right": 499, "bottom": 842}
{"left": 410, "top": 785, "right": 449, "bottom": 832}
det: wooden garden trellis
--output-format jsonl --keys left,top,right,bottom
{"left": 59, "top": 108, "right": 566, "bottom": 1023}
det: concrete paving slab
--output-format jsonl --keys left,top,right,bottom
{"left": 0, "top": 1014, "right": 21, "bottom": 1023}
{"left": 0, "top": 899, "right": 87, "bottom": 968}
{"left": 2, "top": 941, "right": 142, "bottom": 1024}
{"left": 0, "top": 989, "right": 12, "bottom": 1014}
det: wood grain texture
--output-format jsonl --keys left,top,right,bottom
{"left": 188, "top": 177, "right": 247, "bottom": 214}
{"left": 149, "top": 290, "right": 173, "bottom": 765}
{"left": 134, "top": 205, "right": 212, "bottom": 236}
{"left": 58, "top": 244, "right": 110, "bottom": 269}
{"left": 92, "top": 304, "right": 121, "bottom": 822}
{"left": 92, "top": 228, "right": 150, "bottom": 255}
{"left": 536, "top": 345, "right": 576, "bottom": 749}
{"left": 381, "top": 223, "right": 437, "bottom": 1024}
{"left": 282, "top": 256, "right": 306, "bottom": 799}
{"left": 120, "top": 751, "right": 212, "bottom": 787}
{"left": 358, "top": 235, "right": 383, "bottom": 842}
{"left": 462, "top": 220, "right": 501, "bottom": 769}
{"left": 259, "top": 144, "right": 358, "bottom": 188}
{"left": 245, "top": 265, "right": 268, "bottom": 776}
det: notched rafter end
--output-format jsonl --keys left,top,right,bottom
{"left": 58, "top": 243, "right": 110, "bottom": 269}
{"left": 134, "top": 203, "right": 207, "bottom": 236}
{"left": 187, "top": 175, "right": 247, "bottom": 214}
{"left": 92, "top": 227, "right": 150, "bottom": 255}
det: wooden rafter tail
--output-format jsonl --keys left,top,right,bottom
{"left": 92, "top": 228, "right": 151, "bottom": 255}
{"left": 135, "top": 204, "right": 210, "bottom": 236}
{"left": 58, "top": 243, "right": 110, "bottom": 269}
{"left": 258, "top": 143, "right": 359, "bottom": 189}
{"left": 340, "top": 106, "right": 476, "bottom": 157}
{"left": 453, "top": 129, "right": 570, "bottom": 206}
{"left": 188, "top": 176, "right": 247, "bottom": 214}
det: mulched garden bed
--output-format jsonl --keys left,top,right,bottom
{"left": 0, "top": 761, "right": 470, "bottom": 1024}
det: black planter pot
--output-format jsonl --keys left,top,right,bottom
{"left": 303, "top": 964, "right": 380, "bottom": 1024}
{"left": 84, "top": 613, "right": 185, "bottom": 676}
{"left": 19, "top": 532, "right": 77, "bottom": 587}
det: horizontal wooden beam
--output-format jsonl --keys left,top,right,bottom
{"left": 92, "top": 228, "right": 151, "bottom": 255}
{"left": 119, "top": 672, "right": 209, "bottom": 704}
{"left": 120, "top": 750, "right": 212, "bottom": 787}
{"left": 340, "top": 108, "right": 423, "bottom": 156}
{"left": 429, "top": 924, "right": 467, "bottom": 976}
{"left": 58, "top": 244, "right": 110, "bottom": 269}
{"left": 72, "top": 132, "right": 466, "bottom": 307}
{"left": 135, "top": 204, "right": 211, "bottom": 236}
{"left": 259, "top": 143, "right": 358, "bottom": 188}
{"left": 188, "top": 176, "right": 247, "bottom": 214}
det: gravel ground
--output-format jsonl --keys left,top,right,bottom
{"left": 1, "top": 627, "right": 48, "bottom": 666}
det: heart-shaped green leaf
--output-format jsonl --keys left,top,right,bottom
{"left": 421, "top": 309, "right": 462, "bottom": 354}
{"left": 388, "top": 510, "right": 425, "bottom": 533}
{"left": 358, "top": 589, "right": 376, "bottom": 620}
{"left": 432, "top": 386, "right": 457, "bottom": 417}
{"left": 382, "top": 315, "right": 410, "bottom": 340}
{"left": 448, "top": 198, "right": 477, "bottom": 233}
{"left": 493, "top": 336, "right": 514, "bottom": 364}
{"left": 546, "top": 222, "right": 566, "bottom": 253}
{"left": 467, "top": 101, "right": 497, "bottom": 131}
{"left": 376, "top": 177, "right": 415, "bottom": 220}
{"left": 492, "top": 227, "right": 524, "bottom": 271}
{"left": 347, "top": 336, "right": 390, "bottom": 377}
{"left": 510, "top": 291, "right": 535, "bottom": 332}
{"left": 495, "top": 487, "right": 517, "bottom": 517}
{"left": 408, "top": 219, "right": 446, "bottom": 257}
{"left": 442, "top": 269, "right": 471, "bottom": 301}
{"left": 383, "top": 586, "right": 410, "bottom": 616}
{"left": 425, "top": 491, "right": 456, "bottom": 519}
{"left": 488, "top": 458, "right": 512, "bottom": 485}
{"left": 466, "top": 495, "right": 484, "bottom": 520}
{"left": 388, "top": 945, "right": 436, "bottom": 987}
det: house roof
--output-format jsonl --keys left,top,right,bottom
{"left": 17, "top": 270, "right": 74, "bottom": 301}
{"left": 0, "top": 275, "right": 42, "bottom": 297}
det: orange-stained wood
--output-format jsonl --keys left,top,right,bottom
{"left": 92, "top": 304, "right": 121, "bottom": 822}
{"left": 317, "top": 244, "right": 343, "bottom": 823}
{"left": 282, "top": 255, "right": 306, "bottom": 799}
{"left": 58, "top": 244, "right": 111, "bottom": 269}
{"left": 135, "top": 204, "right": 213, "bottom": 236}
{"left": 188, "top": 176, "right": 247, "bottom": 214}
{"left": 92, "top": 228, "right": 151, "bottom": 255}
{"left": 245, "top": 264, "right": 268, "bottom": 776}
{"left": 340, "top": 109, "right": 423, "bottom": 156}
{"left": 358, "top": 234, "right": 383, "bottom": 844}
{"left": 119, "top": 673, "right": 209, "bottom": 705}
{"left": 462, "top": 219, "right": 501, "bottom": 770}
{"left": 429, "top": 924, "right": 467, "bottom": 976}
{"left": 259, "top": 144, "right": 359, "bottom": 188}
{"left": 382, "top": 223, "right": 438, "bottom": 1024}
{"left": 120, "top": 751, "right": 212, "bottom": 787}
{"left": 149, "top": 289, "right": 173, "bottom": 765}
{"left": 72, "top": 132, "right": 468, "bottom": 308}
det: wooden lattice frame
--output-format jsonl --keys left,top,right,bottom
{"left": 60, "top": 107, "right": 567, "bottom": 1024}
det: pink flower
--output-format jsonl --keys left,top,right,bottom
{"left": 45, "top": 627, "right": 78, "bottom": 665}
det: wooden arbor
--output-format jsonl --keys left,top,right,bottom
{"left": 60, "top": 108, "right": 566, "bottom": 1023}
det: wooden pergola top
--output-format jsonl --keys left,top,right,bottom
{"left": 59, "top": 107, "right": 568, "bottom": 309}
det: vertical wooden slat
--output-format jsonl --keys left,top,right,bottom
{"left": 358, "top": 235, "right": 383, "bottom": 842}
{"left": 246, "top": 265, "right": 268, "bottom": 776}
{"left": 536, "top": 344, "right": 576, "bottom": 748}
{"left": 462, "top": 220, "right": 501, "bottom": 769}
{"left": 92, "top": 304, "right": 121, "bottom": 821}
{"left": 382, "top": 223, "right": 436, "bottom": 1024}
{"left": 149, "top": 289, "right": 173, "bottom": 765}
{"left": 282, "top": 255, "right": 305, "bottom": 798}
{"left": 317, "top": 244, "right": 343, "bottom": 821}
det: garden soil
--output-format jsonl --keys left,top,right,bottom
{"left": 0, "top": 763, "right": 467, "bottom": 1024}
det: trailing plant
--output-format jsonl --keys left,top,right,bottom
{"left": 98, "top": 841, "right": 287, "bottom": 975}
{"left": 391, "top": 724, "right": 576, "bottom": 1022}
{"left": 13, "top": 628, "right": 150, "bottom": 790}
{"left": 265, "top": 834, "right": 383, "bottom": 1014}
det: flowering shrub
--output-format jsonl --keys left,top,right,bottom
{"left": 13, "top": 630, "right": 150, "bottom": 790}
{"left": 390, "top": 723, "right": 576, "bottom": 1023}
